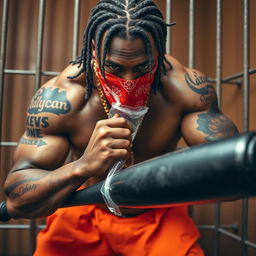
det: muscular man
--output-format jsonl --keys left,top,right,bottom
{"left": 4, "top": 0, "right": 238, "bottom": 255}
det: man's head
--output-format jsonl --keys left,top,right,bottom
{"left": 71, "top": 0, "right": 174, "bottom": 99}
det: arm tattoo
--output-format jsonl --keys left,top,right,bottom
{"left": 5, "top": 176, "right": 46, "bottom": 196}
{"left": 185, "top": 71, "right": 217, "bottom": 106}
{"left": 19, "top": 137, "right": 47, "bottom": 147}
{"left": 25, "top": 115, "right": 49, "bottom": 140}
{"left": 9, "top": 184, "right": 37, "bottom": 199}
{"left": 28, "top": 87, "right": 71, "bottom": 115}
{"left": 196, "top": 108, "right": 238, "bottom": 142}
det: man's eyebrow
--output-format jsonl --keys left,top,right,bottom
{"left": 105, "top": 60, "right": 149, "bottom": 67}
{"left": 105, "top": 60, "right": 122, "bottom": 66}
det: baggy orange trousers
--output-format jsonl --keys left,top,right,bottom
{"left": 34, "top": 205, "right": 204, "bottom": 256}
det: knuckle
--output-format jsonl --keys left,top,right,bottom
{"left": 119, "top": 117, "right": 130, "bottom": 127}
{"left": 124, "top": 128, "right": 132, "bottom": 137}
{"left": 124, "top": 139, "right": 131, "bottom": 148}
{"left": 119, "top": 117, "right": 127, "bottom": 123}
{"left": 100, "top": 139, "right": 110, "bottom": 149}
{"left": 103, "top": 149, "right": 113, "bottom": 160}
{"left": 123, "top": 149, "right": 130, "bottom": 158}
{"left": 98, "top": 127, "right": 110, "bottom": 138}
{"left": 96, "top": 120, "right": 104, "bottom": 128}
{"left": 119, "top": 149, "right": 128, "bottom": 157}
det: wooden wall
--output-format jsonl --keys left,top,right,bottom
{"left": 0, "top": 0, "right": 255, "bottom": 255}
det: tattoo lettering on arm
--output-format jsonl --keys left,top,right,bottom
{"left": 28, "top": 87, "right": 71, "bottom": 115}
{"left": 22, "top": 87, "right": 71, "bottom": 147}
{"left": 19, "top": 137, "right": 47, "bottom": 147}
{"left": 10, "top": 184, "right": 37, "bottom": 199}
{"left": 196, "top": 108, "right": 238, "bottom": 142}
{"left": 21, "top": 115, "right": 50, "bottom": 146}
{"left": 5, "top": 176, "right": 46, "bottom": 199}
{"left": 26, "top": 115, "right": 49, "bottom": 139}
{"left": 185, "top": 71, "right": 217, "bottom": 105}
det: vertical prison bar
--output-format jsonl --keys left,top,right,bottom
{"left": 72, "top": 0, "right": 81, "bottom": 60}
{"left": 241, "top": 0, "right": 250, "bottom": 255}
{"left": 213, "top": 1, "right": 222, "bottom": 256}
{"left": 29, "top": 0, "right": 46, "bottom": 254}
{"left": 188, "top": 0, "right": 195, "bottom": 69}
{"left": 166, "top": 0, "right": 172, "bottom": 54}
{"left": 0, "top": 0, "right": 9, "bottom": 141}
{"left": 35, "top": 0, "right": 45, "bottom": 91}
{"left": 216, "top": 0, "right": 222, "bottom": 107}
{"left": 187, "top": 0, "right": 195, "bottom": 218}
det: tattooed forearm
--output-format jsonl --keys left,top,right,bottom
{"left": 185, "top": 71, "right": 217, "bottom": 106}
{"left": 5, "top": 176, "right": 46, "bottom": 195}
{"left": 196, "top": 109, "right": 238, "bottom": 142}
{"left": 10, "top": 184, "right": 37, "bottom": 199}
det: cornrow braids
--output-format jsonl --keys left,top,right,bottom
{"left": 100, "top": 24, "right": 127, "bottom": 78}
{"left": 69, "top": 0, "right": 175, "bottom": 99}
{"left": 129, "top": 19, "right": 167, "bottom": 92}
{"left": 129, "top": 0, "right": 156, "bottom": 12}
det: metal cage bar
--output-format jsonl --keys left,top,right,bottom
{"left": 35, "top": 0, "right": 45, "bottom": 91}
{"left": 213, "top": 1, "right": 222, "bottom": 256}
{"left": 187, "top": 0, "right": 195, "bottom": 218}
{"left": 166, "top": 0, "right": 172, "bottom": 54}
{"left": 216, "top": 0, "right": 222, "bottom": 107}
{"left": 72, "top": 0, "right": 81, "bottom": 60}
{"left": 29, "top": 0, "right": 46, "bottom": 254}
{"left": 241, "top": 0, "right": 250, "bottom": 255}
{"left": 0, "top": 0, "right": 9, "bottom": 141}
{"left": 188, "top": 0, "right": 195, "bottom": 69}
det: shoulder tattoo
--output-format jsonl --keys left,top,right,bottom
{"left": 28, "top": 87, "right": 71, "bottom": 115}
{"left": 23, "top": 87, "right": 72, "bottom": 145}
{"left": 185, "top": 71, "right": 217, "bottom": 106}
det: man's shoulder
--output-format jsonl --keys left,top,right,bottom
{"left": 27, "top": 64, "right": 87, "bottom": 132}
{"left": 160, "top": 55, "right": 217, "bottom": 112}
{"left": 45, "top": 64, "right": 86, "bottom": 111}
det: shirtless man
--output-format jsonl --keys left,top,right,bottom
{"left": 3, "top": 0, "right": 238, "bottom": 255}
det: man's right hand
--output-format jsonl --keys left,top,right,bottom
{"left": 78, "top": 114, "right": 133, "bottom": 178}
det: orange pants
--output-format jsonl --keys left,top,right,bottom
{"left": 34, "top": 205, "right": 204, "bottom": 256}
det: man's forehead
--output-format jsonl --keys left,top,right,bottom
{"left": 107, "top": 37, "right": 147, "bottom": 58}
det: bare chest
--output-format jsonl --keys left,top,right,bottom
{"left": 69, "top": 95, "right": 183, "bottom": 163}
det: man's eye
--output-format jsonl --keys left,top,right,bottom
{"left": 106, "top": 64, "right": 120, "bottom": 71}
{"left": 138, "top": 64, "right": 150, "bottom": 71}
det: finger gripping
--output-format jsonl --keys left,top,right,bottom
{"left": 0, "top": 201, "right": 11, "bottom": 222}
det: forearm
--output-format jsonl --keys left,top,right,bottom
{"left": 4, "top": 160, "right": 88, "bottom": 219}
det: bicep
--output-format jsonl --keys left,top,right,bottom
{"left": 12, "top": 133, "right": 70, "bottom": 172}
{"left": 5, "top": 133, "right": 70, "bottom": 198}
{"left": 181, "top": 108, "right": 239, "bottom": 146}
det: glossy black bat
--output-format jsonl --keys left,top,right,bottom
{"left": 1, "top": 132, "right": 256, "bottom": 221}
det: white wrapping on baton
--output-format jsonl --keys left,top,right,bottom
{"left": 100, "top": 102, "right": 148, "bottom": 216}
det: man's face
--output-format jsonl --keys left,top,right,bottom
{"left": 98, "top": 34, "right": 159, "bottom": 80}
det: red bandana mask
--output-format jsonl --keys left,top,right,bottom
{"left": 95, "top": 60, "right": 158, "bottom": 107}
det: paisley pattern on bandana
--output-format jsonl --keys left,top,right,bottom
{"left": 95, "top": 61, "right": 158, "bottom": 107}
{"left": 119, "top": 79, "right": 139, "bottom": 93}
{"left": 135, "top": 84, "right": 150, "bottom": 97}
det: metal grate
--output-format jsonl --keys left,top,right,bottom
{"left": 0, "top": 0, "right": 255, "bottom": 255}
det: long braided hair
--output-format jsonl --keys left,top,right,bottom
{"left": 69, "top": 0, "right": 175, "bottom": 99}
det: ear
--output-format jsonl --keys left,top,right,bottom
{"left": 92, "top": 40, "right": 96, "bottom": 58}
